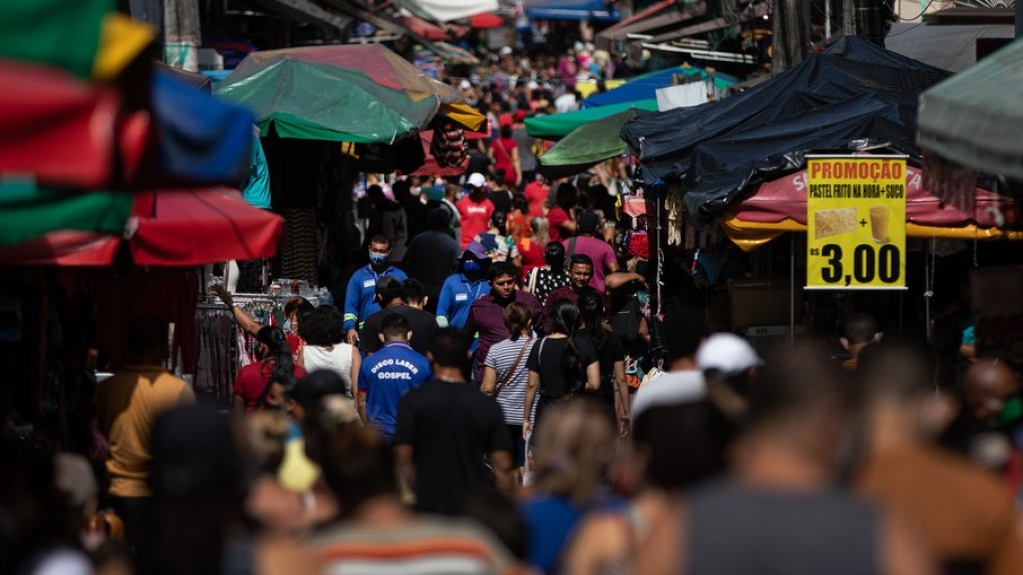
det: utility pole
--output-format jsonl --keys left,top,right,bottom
{"left": 772, "top": 0, "right": 807, "bottom": 74}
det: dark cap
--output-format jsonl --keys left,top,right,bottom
{"left": 577, "top": 211, "right": 600, "bottom": 234}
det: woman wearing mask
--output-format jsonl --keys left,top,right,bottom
{"left": 299, "top": 306, "right": 361, "bottom": 399}
{"left": 233, "top": 326, "right": 306, "bottom": 415}
{"left": 481, "top": 302, "right": 539, "bottom": 482}
{"left": 577, "top": 290, "right": 631, "bottom": 436}
{"left": 474, "top": 211, "right": 521, "bottom": 267}
{"left": 523, "top": 299, "right": 600, "bottom": 436}
{"left": 524, "top": 241, "right": 569, "bottom": 306}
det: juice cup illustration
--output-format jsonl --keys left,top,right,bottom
{"left": 870, "top": 206, "right": 890, "bottom": 243}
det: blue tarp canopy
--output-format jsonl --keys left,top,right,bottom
{"left": 583, "top": 65, "right": 738, "bottom": 108}
{"left": 525, "top": 0, "right": 619, "bottom": 21}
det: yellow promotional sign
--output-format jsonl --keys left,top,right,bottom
{"left": 806, "top": 156, "right": 907, "bottom": 289}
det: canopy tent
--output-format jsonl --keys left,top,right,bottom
{"left": 620, "top": 37, "right": 951, "bottom": 225}
{"left": 0, "top": 188, "right": 283, "bottom": 267}
{"left": 538, "top": 107, "right": 649, "bottom": 178}
{"left": 0, "top": 179, "right": 134, "bottom": 247}
{"left": 525, "top": 99, "right": 659, "bottom": 139}
{"left": 525, "top": 0, "right": 620, "bottom": 21}
{"left": 396, "top": 0, "right": 499, "bottom": 23}
{"left": 719, "top": 163, "right": 1021, "bottom": 251}
{"left": 582, "top": 65, "right": 738, "bottom": 108}
{"left": 216, "top": 45, "right": 483, "bottom": 143}
{"left": 918, "top": 37, "right": 1023, "bottom": 181}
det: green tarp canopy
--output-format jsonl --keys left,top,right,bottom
{"left": 0, "top": 178, "right": 133, "bottom": 247}
{"left": 537, "top": 107, "right": 649, "bottom": 179}
{"left": 525, "top": 99, "right": 659, "bottom": 140}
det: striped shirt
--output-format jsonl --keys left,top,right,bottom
{"left": 484, "top": 337, "right": 538, "bottom": 425}
{"left": 314, "top": 516, "right": 518, "bottom": 575}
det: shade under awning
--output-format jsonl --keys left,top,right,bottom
{"left": 918, "top": 37, "right": 1023, "bottom": 181}
{"left": 249, "top": 0, "right": 351, "bottom": 31}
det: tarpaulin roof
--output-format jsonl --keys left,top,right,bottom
{"left": 582, "top": 65, "right": 738, "bottom": 108}
{"left": 620, "top": 36, "right": 950, "bottom": 225}
{"left": 538, "top": 107, "right": 650, "bottom": 178}
{"left": 526, "top": 99, "right": 659, "bottom": 139}
{"left": 0, "top": 188, "right": 283, "bottom": 266}
{"left": 397, "top": 0, "right": 499, "bottom": 23}
{"left": 918, "top": 37, "right": 1023, "bottom": 181}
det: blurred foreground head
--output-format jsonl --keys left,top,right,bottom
{"left": 532, "top": 398, "right": 616, "bottom": 505}
{"left": 858, "top": 342, "right": 953, "bottom": 438}
{"left": 629, "top": 401, "right": 732, "bottom": 491}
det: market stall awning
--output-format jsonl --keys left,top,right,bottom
{"left": 397, "top": 14, "right": 450, "bottom": 40}
{"left": 525, "top": 0, "right": 620, "bottom": 22}
{"left": 918, "top": 37, "right": 1023, "bottom": 181}
{"left": 468, "top": 12, "right": 505, "bottom": 28}
{"left": 397, "top": 0, "right": 500, "bottom": 23}
{"left": 525, "top": 99, "right": 659, "bottom": 139}
{"left": 0, "top": 188, "right": 283, "bottom": 266}
{"left": 595, "top": 1, "right": 704, "bottom": 49}
{"left": 719, "top": 163, "right": 1020, "bottom": 251}
{"left": 0, "top": 179, "right": 134, "bottom": 247}
{"left": 582, "top": 65, "right": 737, "bottom": 108}
{"left": 250, "top": 0, "right": 352, "bottom": 31}
{"left": 538, "top": 107, "right": 648, "bottom": 178}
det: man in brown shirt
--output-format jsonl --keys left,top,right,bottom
{"left": 95, "top": 316, "right": 194, "bottom": 549}
{"left": 857, "top": 344, "right": 1023, "bottom": 575}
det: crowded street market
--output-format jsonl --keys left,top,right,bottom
{"left": 2, "top": 0, "right": 1023, "bottom": 574}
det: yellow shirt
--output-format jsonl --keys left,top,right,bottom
{"left": 95, "top": 366, "right": 195, "bottom": 497}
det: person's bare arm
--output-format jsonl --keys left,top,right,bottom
{"left": 630, "top": 499, "right": 686, "bottom": 575}
{"left": 357, "top": 391, "right": 368, "bottom": 423}
{"left": 585, "top": 361, "right": 601, "bottom": 392}
{"left": 394, "top": 444, "right": 415, "bottom": 502}
{"left": 637, "top": 316, "right": 651, "bottom": 344}
{"left": 564, "top": 515, "right": 626, "bottom": 575}
{"left": 613, "top": 360, "right": 630, "bottom": 436}
{"left": 480, "top": 366, "right": 499, "bottom": 395}
{"left": 349, "top": 345, "right": 362, "bottom": 398}
{"left": 512, "top": 147, "right": 522, "bottom": 185}
{"left": 232, "top": 394, "right": 246, "bottom": 416}
{"left": 605, "top": 271, "right": 644, "bottom": 291}
{"left": 489, "top": 450, "right": 516, "bottom": 499}
{"left": 880, "top": 511, "right": 936, "bottom": 575}
{"left": 523, "top": 371, "right": 540, "bottom": 437}
{"left": 210, "top": 285, "right": 261, "bottom": 336}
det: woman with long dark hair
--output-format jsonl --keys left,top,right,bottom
{"left": 577, "top": 289, "right": 631, "bottom": 435}
{"left": 523, "top": 299, "right": 600, "bottom": 436}
{"left": 524, "top": 240, "right": 569, "bottom": 306}
{"left": 232, "top": 326, "right": 305, "bottom": 415}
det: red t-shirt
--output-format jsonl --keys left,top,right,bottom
{"left": 547, "top": 207, "right": 571, "bottom": 242}
{"left": 233, "top": 361, "right": 307, "bottom": 412}
{"left": 456, "top": 196, "right": 495, "bottom": 249}
{"left": 524, "top": 181, "right": 549, "bottom": 217}
{"left": 518, "top": 237, "right": 546, "bottom": 278}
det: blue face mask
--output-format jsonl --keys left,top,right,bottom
{"left": 463, "top": 260, "right": 482, "bottom": 273}
{"left": 369, "top": 252, "right": 388, "bottom": 266}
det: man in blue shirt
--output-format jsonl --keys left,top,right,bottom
{"left": 357, "top": 313, "right": 432, "bottom": 442}
{"left": 344, "top": 235, "right": 408, "bottom": 345}
{"left": 436, "top": 242, "right": 491, "bottom": 329}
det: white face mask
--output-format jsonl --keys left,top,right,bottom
{"left": 283, "top": 319, "right": 293, "bottom": 334}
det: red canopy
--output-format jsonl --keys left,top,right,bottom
{"left": 469, "top": 13, "right": 504, "bottom": 29}
{"left": 732, "top": 165, "right": 1017, "bottom": 229}
{"left": 0, "top": 188, "right": 283, "bottom": 266}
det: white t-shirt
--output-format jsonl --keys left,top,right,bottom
{"left": 303, "top": 343, "right": 355, "bottom": 397}
{"left": 631, "top": 369, "right": 705, "bottom": 420}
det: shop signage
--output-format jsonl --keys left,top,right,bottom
{"left": 806, "top": 156, "right": 907, "bottom": 290}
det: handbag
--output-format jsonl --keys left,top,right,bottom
{"left": 493, "top": 337, "right": 532, "bottom": 398}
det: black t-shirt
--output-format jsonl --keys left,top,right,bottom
{"left": 488, "top": 190, "right": 513, "bottom": 215}
{"left": 467, "top": 151, "right": 492, "bottom": 178}
{"left": 526, "top": 335, "right": 599, "bottom": 398}
{"left": 393, "top": 379, "right": 512, "bottom": 514}
{"left": 592, "top": 331, "right": 625, "bottom": 404}
{"left": 360, "top": 304, "right": 438, "bottom": 355}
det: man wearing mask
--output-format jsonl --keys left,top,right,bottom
{"left": 456, "top": 173, "right": 495, "bottom": 250}
{"left": 437, "top": 242, "right": 492, "bottom": 330}
{"left": 344, "top": 235, "right": 408, "bottom": 346}
{"left": 465, "top": 261, "right": 545, "bottom": 382}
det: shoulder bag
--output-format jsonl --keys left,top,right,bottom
{"left": 493, "top": 337, "right": 532, "bottom": 398}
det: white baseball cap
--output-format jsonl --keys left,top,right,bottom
{"left": 697, "top": 333, "right": 762, "bottom": 375}
{"left": 459, "top": 79, "right": 472, "bottom": 90}
{"left": 500, "top": 46, "right": 513, "bottom": 56}
{"left": 467, "top": 173, "right": 487, "bottom": 188}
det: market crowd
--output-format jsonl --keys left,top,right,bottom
{"left": 4, "top": 45, "right": 1023, "bottom": 575}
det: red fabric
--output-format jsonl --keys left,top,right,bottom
{"left": 0, "top": 231, "right": 120, "bottom": 266}
{"left": 233, "top": 361, "right": 307, "bottom": 411}
{"left": 128, "top": 188, "right": 283, "bottom": 266}
{"left": 412, "top": 130, "right": 468, "bottom": 176}
{"left": 548, "top": 207, "right": 571, "bottom": 242}
{"left": 491, "top": 137, "right": 519, "bottom": 188}
{"left": 524, "top": 182, "right": 549, "bottom": 217}
{"left": 456, "top": 196, "right": 495, "bottom": 249}
{"left": 0, "top": 60, "right": 119, "bottom": 188}
{"left": 733, "top": 165, "right": 1018, "bottom": 228}
{"left": 469, "top": 13, "right": 504, "bottom": 29}
{"left": 518, "top": 237, "right": 545, "bottom": 279}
